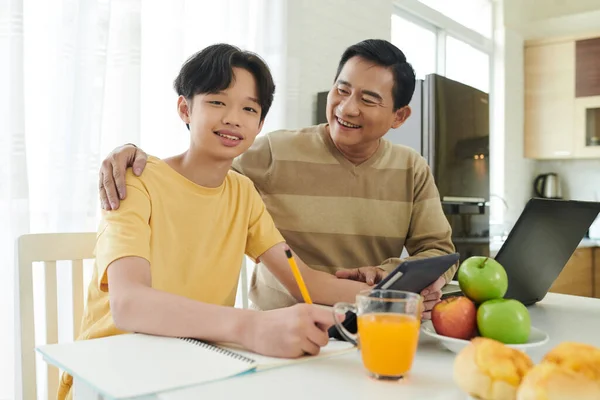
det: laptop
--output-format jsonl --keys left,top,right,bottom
{"left": 446, "top": 198, "right": 600, "bottom": 306}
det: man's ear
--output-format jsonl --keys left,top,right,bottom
{"left": 177, "top": 96, "right": 191, "bottom": 127}
{"left": 391, "top": 106, "right": 411, "bottom": 129}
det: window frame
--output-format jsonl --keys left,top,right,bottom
{"left": 393, "top": 0, "right": 494, "bottom": 88}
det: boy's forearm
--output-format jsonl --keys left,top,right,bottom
{"left": 111, "top": 284, "right": 254, "bottom": 345}
{"left": 259, "top": 243, "right": 368, "bottom": 305}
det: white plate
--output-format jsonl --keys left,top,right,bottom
{"left": 420, "top": 320, "right": 549, "bottom": 354}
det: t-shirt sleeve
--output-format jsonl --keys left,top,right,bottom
{"left": 231, "top": 134, "right": 273, "bottom": 193}
{"left": 94, "top": 171, "right": 152, "bottom": 291}
{"left": 244, "top": 181, "right": 285, "bottom": 262}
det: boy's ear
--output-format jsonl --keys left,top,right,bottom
{"left": 177, "top": 96, "right": 191, "bottom": 125}
{"left": 257, "top": 119, "right": 264, "bottom": 135}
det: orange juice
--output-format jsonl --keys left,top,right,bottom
{"left": 357, "top": 313, "right": 420, "bottom": 377}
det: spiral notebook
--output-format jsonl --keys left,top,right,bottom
{"left": 36, "top": 333, "right": 355, "bottom": 399}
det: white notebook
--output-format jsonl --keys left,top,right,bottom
{"left": 37, "top": 333, "right": 356, "bottom": 399}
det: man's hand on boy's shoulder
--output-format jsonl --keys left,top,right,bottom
{"left": 242, "top": 303, "right": 342, "bottom": 358}
{"left": 99, "top": 143, "right": 148, "bottom": 211}
{"left": 335, "top": 266, "right": 388, "bottom": 286}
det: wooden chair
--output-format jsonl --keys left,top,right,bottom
{"left": 14, "top": 232, "right": 252, "bottom": 399}
{"left": 15, "top": 232, "right": 96, "bottom": 400}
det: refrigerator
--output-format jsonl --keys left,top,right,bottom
{"left": 390, "top": 74, "right": 491, "bottom": 261}
{"left": 316, "top": 73, "right": 491, "bottom": 261}
{"left": 387, "top": 74, "right": 490, "bottom": 204}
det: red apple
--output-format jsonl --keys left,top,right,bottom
{"left": 431, "top": 296, "right": 477, "bottom": 340}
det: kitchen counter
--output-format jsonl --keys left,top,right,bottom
{"left": 579, "top": 238, "right": 600, "bottom": 247}
{"left": 490, "top": 237, "right": 600, "bottom": 257}
{"left": 61, "top": 292, "right": 600, "bottom": 400}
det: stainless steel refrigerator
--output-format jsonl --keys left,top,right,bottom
{"left": 387, "top": 74, "right": 489, "bottom": 203}
{"left": 388, "top": 73, "right": 491, "bottom": 259}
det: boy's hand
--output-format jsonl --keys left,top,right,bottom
{"left": 99, "top": 144, "right": 148, "bottom": 210}
{"left": 244, "top": 304, "right": 342, "bottom": 358}
{"left": 335, "top": 266, "right": 388, "bottom": 286}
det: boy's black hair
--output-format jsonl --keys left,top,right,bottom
{"left": 174, "top": 43, "right": 275, "bottom": 125}
{"left": 334, "top": 39, "right": 416, "bottom": 110}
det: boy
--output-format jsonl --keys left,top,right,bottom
{"left": 58, "top": 44, "right": 367, "bottom": 399}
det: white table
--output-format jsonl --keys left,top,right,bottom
{"left": 70, "top": 293, "right": 600, "bottom": 400}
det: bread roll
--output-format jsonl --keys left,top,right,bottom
{"left": 516, "top": 342, "right": 600, "bottom": 400}
{"left": 542, "top": 342, "right": 600, "bottom": 381}
{"left": 453, "top": 337, "right": 534, "bottom": 400}
{"left": 516, "top": 362, "right": 600, "bottom": 400}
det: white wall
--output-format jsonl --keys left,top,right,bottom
{"left": 534, "top": 160, "right": 600, "bottom": 202}
{"left": 501, "top": 29, "right": 537, "bottom": 227}
{"left": 490, "top": 1, "right": 530, "bottom": 229}
{"left": 283, "top": 0, "right": 393, "bottom": 129}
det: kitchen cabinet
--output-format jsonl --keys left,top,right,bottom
{"left": 524, "top": 34, "right": 600, "bottom": 160}
{"left": 524, "top": 41, "right": 575, "bottom": 159}
{"left": 574, "top": 95, "right": 600, "bottom": 158}
{"left": 575, "top": 37, "right": 600, "bottom": 98}
{"left": 549, "top": 247, "right": 593, "bottom": 297}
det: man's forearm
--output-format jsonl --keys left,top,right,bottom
{"left": 111, "top": 284, "right": 254, "bottom": 345}
{"left": 302, "top": 268, "right": 368, "bottom": 305}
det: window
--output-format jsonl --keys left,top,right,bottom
{"left": 391, "top": 14, "right": 436, "bottom": 79}
{"left": 391, "top": 3, "right": 492, "bottom": 93}
{"left": 445, "top": 35, "right": 490, "bottom": 93}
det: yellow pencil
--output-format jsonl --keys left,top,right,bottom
{"left": 285, "top": 248, "right": 313, "bottom": 304}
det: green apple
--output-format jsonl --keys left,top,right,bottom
{"left": 457, "top": 256, "right": 508, "bottom": 303}
{"left": 477, "top": 298, "right": 531, "bottom": 344}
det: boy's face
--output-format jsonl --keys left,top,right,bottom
{"left": 326, "top": 56, "right": 410, "bottom": 150}
{"left": 178, "top": 67, "right": 264, "bottom": 161}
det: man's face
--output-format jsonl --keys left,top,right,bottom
{"left": 326, "top": 56, "right": 410, "bottom": 150}
{"left": 178, "top": 67, "right": 263, "bottom": 161}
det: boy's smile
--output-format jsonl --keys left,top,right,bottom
{"left": 214, "top": 129, "right": 244, "bottom": 147}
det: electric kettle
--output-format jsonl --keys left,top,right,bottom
{"left": 533, "top": 173, "right": 562, "bottom": 199}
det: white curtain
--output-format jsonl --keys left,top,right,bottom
{"left": 0, "top": 0, "right": 287, "bottom": 398}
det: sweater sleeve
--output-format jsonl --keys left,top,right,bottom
{"left": 378, "top": 156, "right": 458, "bottom": 284}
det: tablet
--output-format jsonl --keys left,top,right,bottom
{"left": 328, "top": 252, "right": 460, "bottom": 340}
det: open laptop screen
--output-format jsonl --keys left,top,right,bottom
{"left": 496, "top": 198, "right": 600, "bottom": 305}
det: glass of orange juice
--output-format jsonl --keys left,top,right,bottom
{"left": 332, "top": 289, "right": 423, "bottom": 380}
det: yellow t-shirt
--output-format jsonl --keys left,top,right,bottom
{"left": 58, "top": 156, "right": 285, "bottom": 399}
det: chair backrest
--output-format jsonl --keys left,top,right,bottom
{"left": 15, "top": 232, "right": 96, "bottom": 400}
{"left": 15, "top": 232, "right": 252, "bottom": 399}
{"left": 239, "top": 257, "right": 249, "bottom": 309}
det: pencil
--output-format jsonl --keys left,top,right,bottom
{"left": 285, "top": 248, "right": 313, "bottom": 304}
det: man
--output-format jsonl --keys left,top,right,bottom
{"left": 98, "top": 39, "right": 456, "bottom": 319}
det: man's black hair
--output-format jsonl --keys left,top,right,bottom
{"left": 174, "top": 43, "right": 275, "bottom": 126}
{"left": 334, "top": 39, "right": 416, "bottom": 110}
